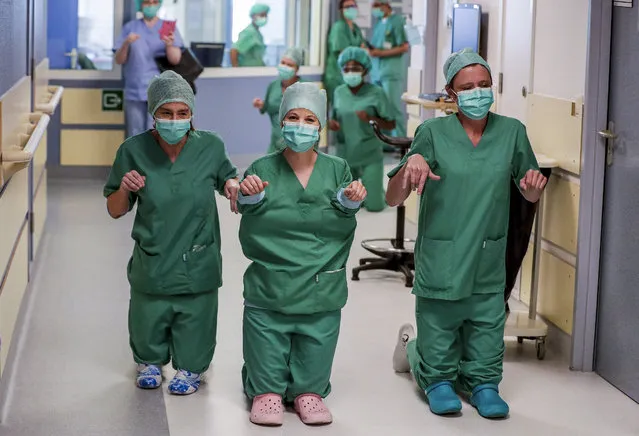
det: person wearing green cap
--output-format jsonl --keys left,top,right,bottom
{"left": 252, "top": 47, "right": 307, "bottom": 153}
{"left": 369, "top": 0, "right": 409, "bottom": 138}
{"left": 231, "top": 3, "right": 270, "bottom": 67}
{"left": 323, "top": 0, "right": 366, "bottom": 106}
{"left": 329, "top": 47, "right": 394, "bottom": 212}
{"left": 237, "top": 82, "right": 367, "bottom": 427}
{"left": 386, "top": 49, "right": 547, "bottom": 419}
{"left": 103, "top": 71, "right": 240, "bottom": 396}
{"left": 115, "top": 0, "right": 184, "bottom": 138}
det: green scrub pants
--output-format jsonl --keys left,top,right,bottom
{"left": 242, "top": 306, "right": 341, "bottom": 403}
{"left": 129, "top": 290, "right": 219, "bottom": 374}
{"left": 352, "top": 160, "right": 386, "bottom": 212}
{"left": 375, "top": 78, "right": 407, "bottom": 138}
{"left": 407, "top": 293, "right": 505, "bottom": 394}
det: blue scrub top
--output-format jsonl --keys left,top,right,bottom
{"left": 115, "top": 19, "right": 184, "bottom": 102}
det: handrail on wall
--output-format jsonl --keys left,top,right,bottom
{"left": 35, "top": 86, "right": 64, "bottom": 115}
{"left": 2, "top": 113, "right": 50, "bottom": 163}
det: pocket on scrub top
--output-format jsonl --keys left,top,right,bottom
{"left": 416, "top": 238, "right": 453, "bottom": 290}
{"left": 314, "top": 267, "right": 348, "bottom": 312}
{"left": 475, "top": 236, "right": 507, "bottom": 288}
{"left": 184, "top": 242, "right": 221, "bottom": 288}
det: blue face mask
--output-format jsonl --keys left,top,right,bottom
{"left": 343, "top": 7, "right": 358, "bottom": 20}
{"left": 142, "top": 5, "right": 161, "bottom": 19}
{"left": 455, "top": 88, "right": 494, "bottom": 120}
{"left": 372, "top": 8, "right": 385, "bottom": 19}
{"left": 155, "top": 118, "right": 191, "bottom": 144}
{"left": 281, "top": 122, "right": 320, "bottom": 153}
{"left": 254, "top": 17, "right": 268, "bottom": 27}
{"left": 278, "top": 65, "right": 296, "bottom": 81}
{"left": 343, "top": 72, "right": 363, "bottom": 88}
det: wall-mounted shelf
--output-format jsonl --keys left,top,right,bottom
{"left": 35, "top": 86, "right": 64, "bottom": 115}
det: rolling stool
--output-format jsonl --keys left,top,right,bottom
{"left": 351, "top": 120, "right": 415, "bottom": 287}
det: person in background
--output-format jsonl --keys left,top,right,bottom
{"left": 253, "top": 47, "right": 306, "bottom": 154}
{"left": 323, "top": 0, "right": 366, "bottom": 106}
{"left": 238, "top": 83, "right": 366, "bottom": 426}
{"left": 115, "top": 0, "right": 183, "bottom": 138}
{"left": 388, "top": 49, "right": 547, "bottom": 419}
{"left": 369, "top": 0, "right": 409, "bottom": 137}
{"left": 103, "top": 71, "right": 240, "bottom": 396}
{"left": 231, "top": 4, "right": 270, "bottom": 67}
{"left": 330, "top": 47, "right": 394, "bottom": 212}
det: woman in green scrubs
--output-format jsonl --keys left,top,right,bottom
{"left": 387, "top": 49, "right": 547, "bottom": 419}
{"left": 103, "top": 71, "right": 239, "bottom": 396}
{"left": 253, "top": 47, "right": 305, "bottom": 153}
{"left": 237, "top": 83, "right": 367, "bottom": 427}
{"left": 369, "top": 0, "right": 409, "bottom": 137}
{"left": 330, "top": 47, "right": 394, "bottom": 212}
{"left": 231, "top": 3, "right": 270, "bottom": 67}
{"left": 323, "top": 0, "right": 366, "bottom": 106}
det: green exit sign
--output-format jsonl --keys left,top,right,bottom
{"left": 102, "top": 89, "right": 124, "bottom": 112}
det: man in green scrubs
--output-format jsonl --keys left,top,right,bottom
{"left": 231, "top": 3, "right": 270, "bottom": 67}
{"left": 330, "top": 47, "right": 394, "bottom": 212}
{"left": 369, "top": 0, "right": 409, "bottom": 137}
{"left": 253, "top": 47, "right": 305, "bottom": 153}
{"left": 323, "top": 0, "right": 366, "bottom": 106}
{"left": 386, "top": 50, "right": 547, "bottom": 419}
{"left": 238, "top": 83, "right": 366, "bottom": 426}
{"left": 104, "top": 71, "right": 239, "bottom": 396}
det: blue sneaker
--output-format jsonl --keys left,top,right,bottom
{"left": 425, "top": 381, "right": 462, "bottom": 415}
{"left": 470, "top": 384, "right": 509, "bottom": 419}
{"left": 168, "top": 369, "right": 201, "bottom": 395}
{"left": 136, "top": 364, "right": 162, "bottom": 389}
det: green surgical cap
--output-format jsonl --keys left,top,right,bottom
{"left": 147, "top": 71, "right": 195, "bottom": 116}
{"left": 444, "top": 48, "right": 492, "bottom": 85}
{"left": 135, "top": 0, "right": 163, "bottom": 11}
{"left": 338, "top": 47, "right": 372, "bottom": 71}
{"left": 282, "top": 47, "right": 304, "bottom": 67}
{"left": 279, "top": 82, "right": 327, "bottom": 129}
{"left": 250, "top": 3, "right": 270, "bottom": 16}
{"left": 376, "top": 0, "right": 391, "bottom": 4}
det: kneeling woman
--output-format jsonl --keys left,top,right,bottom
{"left": 104, "top": 71, "right": 239, "bottom": 395}
{"left": 387, "top": 50, "right": 547, "bottom": 418}
{"left": 237, "top": 82, "right": 367, "bottom": 426}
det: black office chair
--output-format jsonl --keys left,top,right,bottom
{"left": 351, "top": 121, "right": 415, "bottom": 287}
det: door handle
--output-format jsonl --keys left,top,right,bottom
{"left": 64, "top": 48, "right": 78, "bottom": 70}
{"left": 598, "top": 122, "right": 617, "bottom": 166}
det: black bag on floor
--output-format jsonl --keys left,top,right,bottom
{"left": 155, "top": 48, "right": 204, "bottom": 95}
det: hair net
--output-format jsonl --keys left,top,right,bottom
{"left": 250, "top": 3, "right": 270, "bottom": 16}
{"left": 147, "top": 71, "right": 195, "bottom": 116}
{"left": 338, "top": 47, "right": 372, "bottom": 71}
{"left": 444, "top": 48, "right": 492, "bottom": 86}
{"left": 135, "top": 0, "right": 163, "bottom": 11}
{"left": 279, "top": 82, "right": 327, "bottom": 129}
{"left": 282, "top": 47, "right": 304, "bottom": 67}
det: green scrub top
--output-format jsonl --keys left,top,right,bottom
{"left": 103, "top": 130, "right": 238, "bottom": 295}
{"left": 233, "top": 24, "right": 266, "bottom": 67}
{"left": 388, "top": 113, "right": 539, "bottom": 301}
{"left": 333, "top": 83, "right": 393, "bottom": 168}
{"left": 370, "top": 14, "right": 408, "bottom": 81}
{"left": 261, "top": 77, "right": 306, "bottom": 153}
{"left": 238, "top": 152, "right": 359, "bottom": 315}
{"left": 323, "top": 20, "right": 365, "bottom": 99}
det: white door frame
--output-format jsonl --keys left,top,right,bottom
{"left": 570, "top": 0, "right": 612, "bottom": 372}
{"left": 420, "top": 0, "right": 439, "bottom": 120}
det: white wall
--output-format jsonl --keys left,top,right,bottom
{"left": 436, "top": 0, "right": 501, "bottom": 91}
{"left": 532, "top": 0, "right": 588, "bottom": 99}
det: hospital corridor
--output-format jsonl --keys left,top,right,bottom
{"left": 1, "top": 0, "right": 639, "bottom": 435}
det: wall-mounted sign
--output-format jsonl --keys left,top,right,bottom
{"left": 102, "top": 90, "right": 123, "bottom": 112}
{"left": 614, "top": 0, "right": 632, "bottom": 7}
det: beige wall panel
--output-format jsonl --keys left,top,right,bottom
{"left": 527, "top": 94, "right": 583, "bottom": 174}
{"left": 33, "top": 132, "right": 47, "bottom": 189}
{"left": 520, "top": 245, "right": 575, "bottom": 335}
{"left": 0, "top": 77, "right": 31, "bottom": 185}
{"left": 0, "top": 226, "right": 29, "bottom": 376}
{"left": 407, "top": 69, "right": 422, "bottom": 117}
{"left": 541, "top": 176, "right": 580, "bottom": 255}
{"left": 61, "top": 89, "right": 125, "bottom": 125}
{"left": 405, "top": 192, "right": 419, "bottom": 225}
{"left": 0, "top": 169, "right": 29, "bottom": 276}
{"left": 407, "top": 116, "right": 422, "bottom": 138}
{"left": 33, "top": 172, "right": 48, "bottom": 258}
{"left": 60, "top": 130, "right": 125, "bottom": 166}
{"left": 34, "top": 59, "right": 50, "bottom": 110}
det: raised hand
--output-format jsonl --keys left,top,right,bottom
{"left": 121, "top": 170, "right": 145, "bottom": 193}
{"left": 402, "top": 154, "right": 440, "bottom": 195}
{"left": 225, "top": 179, "right": 240, "bottom": 214}
{"left": 329, "top": 120, "right": 341, "bottom": 131}
{"left": 344, "top": 181, "right": 367, "bottom": 202}
{"left": 240, "top": 175, "right": 269, "bottom": 196}
{"left": 253, "top": 98, "right": 265, "bottom": 110}
{"left": 519, "top": 169, "right": 547, "bottom": 203}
